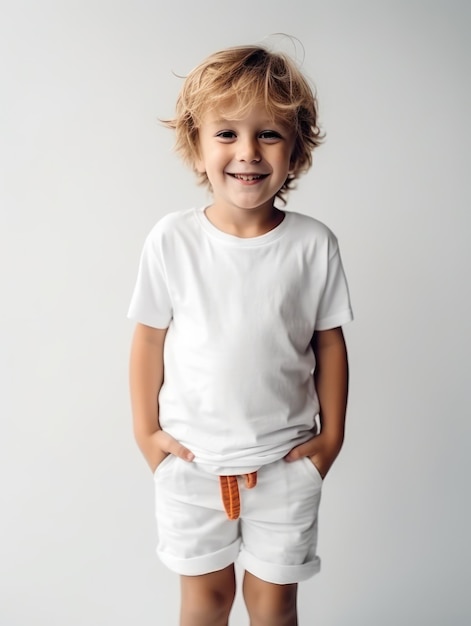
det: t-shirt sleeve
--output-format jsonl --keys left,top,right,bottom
{"left": 315, "top": 239, "right": 354, "bottom": 331}
{"left": 127, "top": 229, "right": 173, "bottom": 329}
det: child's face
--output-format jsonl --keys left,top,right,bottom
{"left": 195, "top": 101, "right": 295, "bottom": 215}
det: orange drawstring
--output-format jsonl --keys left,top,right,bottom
{"left": 219, "top": 472, "right": 257, "bottom": 520}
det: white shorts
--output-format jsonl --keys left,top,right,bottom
{"left": 153, "top": 456, "right": 323, "bottom": 585}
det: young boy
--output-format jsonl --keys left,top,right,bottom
{"left": 128, "top": 44, "right": 353, "bottom": 626}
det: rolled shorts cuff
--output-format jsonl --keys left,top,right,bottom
{"left": 238, "top": 549, "right": 321, "bottom": 585}
{"left": 158, "top": 538, "right": 241, "bottom": 577}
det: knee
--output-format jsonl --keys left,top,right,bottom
{"left": 244, "top": 582, "right": 297, "bottom": 626}
{"left": 181, "top": 584, "right": 235, "bottom": 624}
{"left": 246, "top": 600, "right": 297, "bottom": 626}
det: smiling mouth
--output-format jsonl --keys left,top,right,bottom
{"left": 229, "top": 173, "right": 268, "bottom": 182}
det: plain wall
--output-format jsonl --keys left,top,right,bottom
{"left": 1, "top": 1, "right": 470, "bottom": 624}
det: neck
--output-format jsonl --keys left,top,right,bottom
{"left": 204, "top": 204, "right": 285, "bottom": 238}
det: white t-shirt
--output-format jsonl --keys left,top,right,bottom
{"left": 128, "top": 207, "right": 353, "bottom": 474}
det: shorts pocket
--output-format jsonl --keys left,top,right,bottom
{"left": 302, "top": 457, "right": 324, "bottom": 485}
{"left": 153, "top": 453, "right": 175, "bottom": 478}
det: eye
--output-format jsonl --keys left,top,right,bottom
{"left": 215, "top": 130, "right": 236, "bottom": 140}
{"left": 259, "top": 130, "right": 283, "bottom": 141}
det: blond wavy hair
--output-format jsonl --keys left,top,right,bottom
{"left": 162, "top": 44, "right": 324, "bottom": 203}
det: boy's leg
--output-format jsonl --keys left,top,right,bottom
{"left": 180, "top": 564, "right": 236, "bottom": 626}
{"left": 243, "top": 570, "right": 298, "bottom": 626}
{"left": 236, "top": 458, "right": 323, "bottom": 626}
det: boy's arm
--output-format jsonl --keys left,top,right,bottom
{"left": 285, "top": 326, "right": 349, "bottom": 478}
{"left": 129, "top": 322, "right": 194, "bottom": 472}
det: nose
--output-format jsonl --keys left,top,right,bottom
{"left": 236, "top": 136, "right": 261, "bottom": 163}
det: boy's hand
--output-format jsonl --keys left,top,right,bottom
{"left": 284, "top": 432, "right": 343, "bottom": 479}
{"left": 143, "top": 430, "right": 194, "bottom": 473}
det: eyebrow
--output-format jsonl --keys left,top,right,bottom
{"left": 208, "top": 118, "right": 287, "bottom": 128}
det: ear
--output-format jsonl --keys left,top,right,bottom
{"left": 288, "top": 144, "right": 297, "bottom": 174}
{"left": 195, "top": 156, "right": 206, "bottom": 174}
{"left": 289, "top": 137, "right": 300, "bottom": 176}
{"left": 192, "top": 135, "right": 206, "bottom": 174}
{"left": 193, "top": 142, "right": 206, "bottom": 174}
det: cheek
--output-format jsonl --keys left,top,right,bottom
{"left": 193, "top": 136, "right": 213, "bottom": 173}
{"left": 275, "top": 151, "right": 294, "bottom": 174}
{"left": 205, "top": 147, "right": 229, "bottom": 171}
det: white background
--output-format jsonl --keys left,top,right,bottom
{"left": 1, "top": 1, "right": 470, "bottom": 624}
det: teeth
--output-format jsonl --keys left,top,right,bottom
{"left": 233, "top": 174, "right": 263, "bottom": 181}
